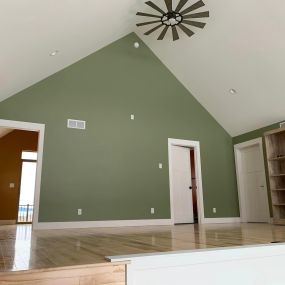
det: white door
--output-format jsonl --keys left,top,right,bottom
{"left": 241, "top": 145, "right": 269, "bottom": 222}
{"left": 171, "top": 145, "right": 194, "bottom": 224}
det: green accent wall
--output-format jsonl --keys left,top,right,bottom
{"left": 233, "top": 121, "right": 283, "bottom": 216}
{"left": 233, "top": 122, "right": 281, "bottom": 145}
{"left": 0, "top": 33, "right": 239, "bottom": 222}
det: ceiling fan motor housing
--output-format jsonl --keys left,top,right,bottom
{"left": 162, "top": 12, "right": 183, "bottom": 26}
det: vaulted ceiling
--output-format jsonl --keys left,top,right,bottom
{"left": 1, "top": 0, "right": 284, "bottom": 136}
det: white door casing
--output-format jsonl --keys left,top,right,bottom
{"left": 0, "top": 119, "right": 45, "bottom": 230}
{"left": 168, "top": 138, "right": 205, "bottom": 224}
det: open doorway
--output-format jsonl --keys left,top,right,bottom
{"left": 168, "top": 139, "right": 205, "bottom": 224}
{"left": 0, "top": 119, "right": 45, "bottom": 229}
{"left": 190, "top": 149, "right": 198, "bottom": 223}
{"left": 0, "top": 129, "right": 39, "bottom": 225}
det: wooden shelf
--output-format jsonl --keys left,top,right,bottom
{"left": 269, "top": 156, "right": 285, "bottom": 161}
{"left": 265, "top": 127, "right": 285, "bottom": 225}
{"left": 273, "top": 218, "right": 285, "bottom": 225}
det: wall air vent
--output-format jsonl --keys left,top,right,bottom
{"left": 280, "top": 122, "right": 285, "bottom": 128}
{"left": 67, "top": 119, "right": 86, "bottom": 130}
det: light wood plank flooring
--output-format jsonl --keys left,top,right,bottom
{"left": 1, "top": 223, "right": 285, "bottom": 272}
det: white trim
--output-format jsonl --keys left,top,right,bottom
{"left": 0, "top": 220, "right": 16, "bottom": 225}
{"left": 34, "top": 219, "right": 172, "bottom": 230}
{"left": 0, "top": 119, "right": 45, "bottom": 230}
{"left": 234, "top": 137, "right": 271, "bottom": 223}
{"left": 203, "top": 217, "right": 241, "bottom": 224}
{"left": 108, "top": 242, "right": 285, "bottom": 263}
{"left": 168, "top": 138, "right": 205, "bottom": 224}
{"left": 234, "top": 137, "right": 263, "bottom": 150}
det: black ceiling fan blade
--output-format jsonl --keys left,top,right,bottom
{"left": 145, "top": 1, "right": 165, "bottom": 14}
{"left": 178, "top": 23, "right": 195, "bottom": 37}
{"left": 144, "top": 23, "right": 164, "bottom": 35}
{"left": 171, "top": 26, "right": 179, "bottom": 41}
{"left": 136, "top": 12, "right": 162, "bottom": 18}
{"left": 164, "top": 0, "right": 172, "bottom": 12}
{"left": 157, "top": 25, "right": 169, "bottom": 40}
{"left": 175, "top": 0, "right": 188, "bottom": 12}
{"left": 182, "top": 19, "right": 206, "bottom": 28}
{"left": 180, "top": 0, "right": 205, "bottom": 15}
{"left": 137, "top": 20, "right": 162, "bottom": 27}
{"left": 183, "top": 11, "right": 209, "bottom": 19}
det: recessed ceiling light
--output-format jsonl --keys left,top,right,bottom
{"left": 49, "top": 50, "right": 59, "bottom": 56}
{"left": 134, "top": 42, "right": 140, "bottom": 48}
{"left": 229, "top": 88, "right": 237, "bottom": 94}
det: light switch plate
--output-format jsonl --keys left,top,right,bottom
{"left": 159, "top": 163, "right": 163, "bottom": 169}
{"left": 131, "top": 114, "right": 135, "bottom": 120}
{"left": 9, "top": 183, "right": 15, "bottom": 189}
{"left": 151, "top": 208, "right": 155, "bottom": 214}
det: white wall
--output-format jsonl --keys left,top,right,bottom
{"left": 109, "top": 244, "right": 285, "bottom": 285}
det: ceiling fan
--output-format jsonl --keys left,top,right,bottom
{"left": 136, "top": 0, "right": 209, "bottom": 41}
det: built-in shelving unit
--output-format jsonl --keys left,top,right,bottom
{"left": 264, "top": 127, "right": 285, "bottom": 225}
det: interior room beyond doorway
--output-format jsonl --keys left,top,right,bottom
{"left": 0, "top": 128, "right": 39, "bottom": 225}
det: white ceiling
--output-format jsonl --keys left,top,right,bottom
{"left": 0, "top": 0, "right": 136, "bottom": 100}
{"left": 1, "top": 0, "right": 284, "bottom": 136}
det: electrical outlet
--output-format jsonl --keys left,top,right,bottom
{"left": 159, "top": 163, "right": 163, "bottom": 169}
{"left": 151, "top": 208, "right": 155, "bottom": 214}
{"left": 131, "top": 114, "right": 135, "bottom": 120}
{"left": 213, "top": 208, "right": 217, "bottom": 214}
{"left": 77, "top": 209, "right": 82, "bottom": 216}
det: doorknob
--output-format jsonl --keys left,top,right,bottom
{"left": 189, "top": 186, "right": 192, "bottom": 190}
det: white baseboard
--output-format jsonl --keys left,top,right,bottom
{"left": 0, "top": 220, "right": 16, "bottom": 225}
{"left": 203, "top": 217, "right": 241, "bottom": 224}
{"left": 34, "top": 219, "right": 173, "bottom": 230}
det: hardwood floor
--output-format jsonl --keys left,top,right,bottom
{"left": 0, "top": 263, "right": 126, "bottom": 285}
{"left": 0, "top": 223, "right": 285, "bottom": 272}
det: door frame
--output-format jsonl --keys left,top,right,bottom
{"left": 0, "top": 119, "right": 45, "bottom": 229}
{"left": 234, "top": 138, "right": 271, "bottom": 223}
{"left": 168, "top": 138, "right": 205, "bottom": 224}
